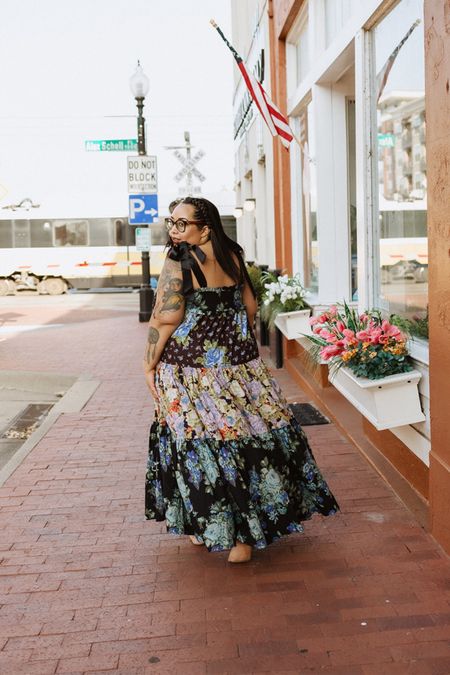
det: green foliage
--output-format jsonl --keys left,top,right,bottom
{"left": 390, "top": 311, "right": 429, "bottom": 340}
{"left": 245, "top": 264, "right": 265, "bottom": 306}
{"left": 342, "top": 345, "right": 413, "bottom": 380}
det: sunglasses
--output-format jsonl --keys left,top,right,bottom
{"left": 165, "top": 217, "right": 207, "bottom": 233}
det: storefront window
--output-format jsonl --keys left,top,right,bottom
{"left": 299, "top": 102, "right": 318, "bottom": 293}
{"left": 373, "top": 0, "right": 427, "bottom": 329}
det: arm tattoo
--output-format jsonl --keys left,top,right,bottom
{"left": 148, "top": 326, "right": 159, "bottom": 342}
{"left": 153, "top": 263, "right": 184, "bottom": 319}
{"left": 146, "top": 326, "right": 160, "bottom": 364}
{"left": 160, "top": 278, "right": 183, "bottom": 313}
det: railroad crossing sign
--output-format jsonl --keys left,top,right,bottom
{"left": 127, "top": 156, "right": 157, "bottom": 193}
{"left": 129, "top": 194, "right": 159, "bottom": 224}
{"left": 173, "top": 149, "right": 206, "bottom": 183}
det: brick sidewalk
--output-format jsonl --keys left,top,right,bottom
{"left": 0, "top": 303, "right": 449, "bottom": 674}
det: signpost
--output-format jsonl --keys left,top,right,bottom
{"left": 127, "top": 156, "right": 157, "bottom": 193}
{"left": 167, "top": 132, "right": 205, "bottom": 196}
{"left": 85, "top": 139, "right": 137, "bottom": 152}
{"left": 129, "top": 194, "right": 159, "bottom": 224}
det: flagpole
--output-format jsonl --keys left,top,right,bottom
{"left": 210, "top": 18, "right": 299, "bottom": 151}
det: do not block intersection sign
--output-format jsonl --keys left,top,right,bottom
{"left": 127, "top": 156, "right": 158, "bottom": 193}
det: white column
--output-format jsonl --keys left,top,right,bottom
{"left": 354, "top": 28, "right": 378, "bottom": 311}
{"left": 289, "top": 116, "right": 303, "bottom": 276}
{"left": 313, "top": 82, "right": 351, "bottom": 304}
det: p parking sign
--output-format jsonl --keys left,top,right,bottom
{"left": 128, "top": 194, "right": 159, "bottom": 224}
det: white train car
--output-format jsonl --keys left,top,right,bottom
{"left": 0, "top": 217, "right": 167, "bottom": 295}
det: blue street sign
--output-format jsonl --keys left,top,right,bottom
{"left": 129, "top": 194, "right": 159, "bottom": 224}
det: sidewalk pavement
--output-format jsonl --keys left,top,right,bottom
{"left": 0, "top": 297, "right": 449, "bottom": 675}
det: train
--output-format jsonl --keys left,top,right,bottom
{"left": 0, "top": 216, "right": 168, "bottom": 295}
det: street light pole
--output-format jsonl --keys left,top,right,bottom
{"left": 130, "top": 61, "right": 153, "bottom": 322}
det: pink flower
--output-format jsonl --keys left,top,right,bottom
{"left": 336, "top": 320, "right": 345, "bottom": 332}
{"left": 357, "top": 327, "right": 382, "bottom": 344}
{"left": 342, "top": 328, "right": 355, "bottom": 339}
{"left": 320, "top": 344, "right": 344, "bottom": 360}
{"left": 318, "top": 314, "right": 328, "bottom": 324}
{"left": 309, "top": 317, "right": 319, "bottom": 326}
{"left": 356, "top": 329, "right": 371, "bottom": 341}
{"left": 319, "top": 329, "right": 337, "bottom": 342}
{"left": 381, "top": 320, "right": 402, "bottom": 341}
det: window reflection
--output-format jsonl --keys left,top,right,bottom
{"left": 54, "top": 220, "right": 88, "bottom": 246}
{"left": 374, "top": 0, "right": 427, "bottom": 325}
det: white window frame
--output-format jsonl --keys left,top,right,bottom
{"left": 355, "top": 5, "right": 429, "bottom": 365}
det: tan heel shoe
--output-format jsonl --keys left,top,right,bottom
{"left": 228, "top": 542, "right": 252, "bottom": 563}
{"left": 189, "top": 535, "right": 204, "bottom": 546}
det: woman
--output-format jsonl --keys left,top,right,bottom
{"left": 144, "top": 197, "right": 340, "bottom": 563}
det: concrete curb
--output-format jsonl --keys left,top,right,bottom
{"left": 0, "top": 374, "right": 100, "bottom": 487}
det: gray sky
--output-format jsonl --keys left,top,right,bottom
{"left": 0, "top": 0, "right": 235, "bottom": 217}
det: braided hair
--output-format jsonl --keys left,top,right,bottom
{"left": 181, "top": 197, "right": 253, "bottom": 293}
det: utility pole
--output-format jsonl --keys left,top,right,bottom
{"left": 129, "top": 61, "right": 153, "bottom": 322}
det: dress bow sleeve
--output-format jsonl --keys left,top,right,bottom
{"left": 167, "top": 241, "right": 207, "bottom": 295}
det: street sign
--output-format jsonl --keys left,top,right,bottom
{"left": 129, "top": 194, "right": 159, "bottom": 224}
{"left": 135, "top": 227, "right": 151, "bottom": 252}
{"left": 85, "top": 139, "right": 137, "bottom": 152}
{"left": 173, "top": 149, "right": 205, "bottom": 183}
{"left": 378, "top": 133, "right": 395, "bottom": 148}
{"left": 127, "top": 156, "right": 157, "bottom": 193}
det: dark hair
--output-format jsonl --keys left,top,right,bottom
{"left": 182, "top": 196, "right": 248, "bottom": 288}
{"left": 168, "top": 198, "right": 183, "bottom": 214}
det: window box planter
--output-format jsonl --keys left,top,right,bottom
{"left": 329, "top": 367, "right": 425, "bottom": 431}
{"left": 274, "top": 309, "right": 312, "bottom": 340}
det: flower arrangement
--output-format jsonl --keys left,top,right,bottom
{"left": 305, "top": 302, "right": 413, "bottom": 380}
{"left": 261, "top": 272, "right": 309, "bottom": 328}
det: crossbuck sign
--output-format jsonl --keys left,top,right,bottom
{"left": 173, "top": 149, "right": 206, "bottom": 183}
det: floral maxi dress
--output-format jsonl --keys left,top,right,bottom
{"left": 145, "top": 257, "right": 340, "bottom": 551}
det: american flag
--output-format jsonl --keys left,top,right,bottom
{"left": 210, "top": 19, "right": 294, "bottom": 149}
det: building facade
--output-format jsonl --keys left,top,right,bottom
{"left": 231, "top": 0, "right": 277, "bottom": 268}
{"left": 232, "top": 0, "right": 449, "bottom": 553}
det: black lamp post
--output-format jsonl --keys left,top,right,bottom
{"left": 130, "top": 61, "right": 153, "bottom": 322}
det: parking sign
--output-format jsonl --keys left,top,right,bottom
{"left": 128, "top": 194, "right": 159, "bottom": 224}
